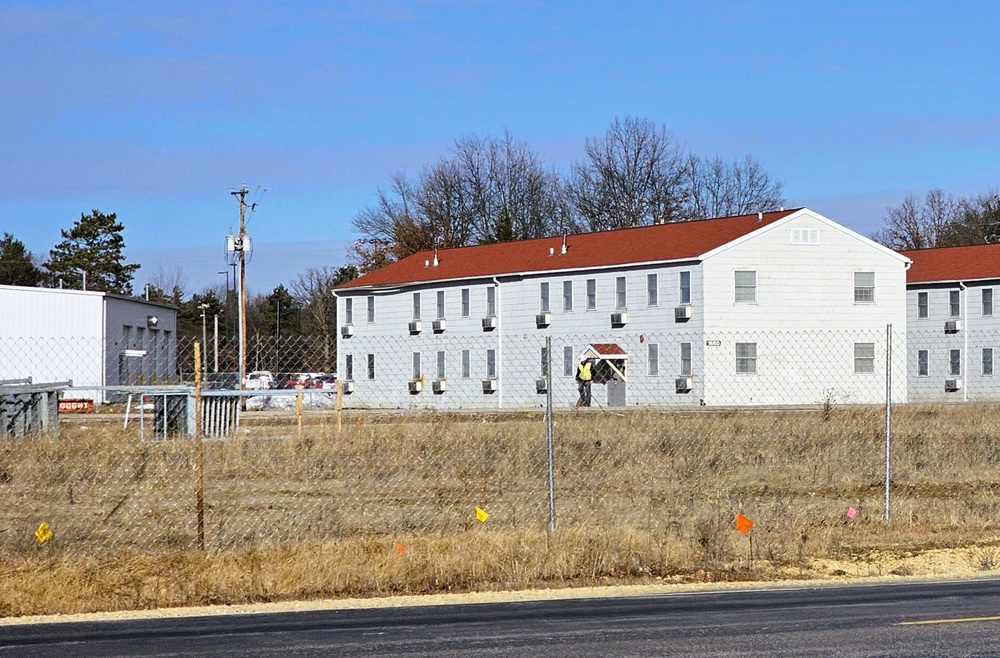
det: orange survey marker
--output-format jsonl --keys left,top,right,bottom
{"left": 735, "top": 513, "right": 754, "bottom": 534}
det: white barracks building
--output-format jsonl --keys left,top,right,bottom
{"left": 335, "top": 208, "right": 910, "bottom": 409}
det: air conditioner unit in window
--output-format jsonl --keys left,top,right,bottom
{"left": 482, "top": 378, "right": 497, "bottom": 393}
{"left": 432, "top": 318, "right": 447, "bottom": 333}
{"left": 536, "top": 378, "right": 548, "bottom": 394}
{"left": 535, "top": 313, "right": 552, "bottom": 328}
{"left": 611, "top": 311, "right": 628, "bottom": 327}
{"left": 945, "top": 378, "right": 963, "bottom": 392}
{"left": 408, "top": 380, "right": 423, "bottom": 393}
{"left": 408, "top": 320, "right": 422, "bottom": 334}
{"left": 674, "top": 306, "right": 693, "bottom": 322}
{"left": 675, "top": 377, "right": 693, "bottom": 393}
{"left": 482, "top": 316, "right": 497, "bottom": 331}
{"left": 342, "top": 381, "right": 355, "bottom": 394}
{"left": 432, "top": 378, "right": 447, "bottom": 393}
{"left": 341, "top": 324, "right": 355, "bottom": 338}
{"left": 944, "top": 320, "right": 962, "bottom": 333}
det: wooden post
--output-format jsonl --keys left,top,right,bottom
{"left": 296, "top": 389, "right": 303, "bottom": 439}
{"left": 194, "top": 341, "right": 205, "bottom": 552}
{"left": 336, "top": 379, "right": 343, "bottom": 434}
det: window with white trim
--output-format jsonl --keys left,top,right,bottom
{"left": 366, "top": 296, "right": 375, "bottom": 323}
{"left": 736, "top": 342, "right": 757, "bottom": 374}
{"left": 984, "top": 289, "right": 993, "bottom": 317}
{"left": 647, "top": 273, "right": 658, "bottom": 307}
{"left": 950, "top": 290, "right": 961, "bottom": 317}
{"left": 345, "top": 354, "right": 354, "bottom": 381}
{"left": 917, "top": 292, "right": 928, "bottom": 319}
{"left": 412, "top": 292, "right": 421, "bottom": 320}
{"left": 461, "top": 288, "right": 470, "bottom": 317}
{"left": 412, "top": 352, "right": 421, "bottom": 380}
{"left": 461, "top": 350, "right": 471, "bottom": 378}
{"left": 950, "top": 349, "right": 961, "bottom": 376}
{"left": 540, "top": 282, "right": 550, "bottom": 313}
{"left": 486, "top": 349, "right": 496, "bottom": 378}
{"left": 854, "top": 272, "right": 875, "bottom": 304}
{"left": 647, "top": 343, "right": 658, "bottom": 376}
{"left": 436, "top": 290, "right": 445, "bottom": 319}
{"left": 437, "top": 351, "right": 446, "bottom": 379}
{"left": 563, "top": 345, "right": 574, "bottom": 377}
{"left": 486, "top": 286, "right": 496, "bottom": 317}
{"left": 679, "top": 271, "right": 691, "bottom": 305}
{"left": 918, "top": 350, "right": 928, "bottom": 376}
{"left": 345, "top": 298, "right": 353, "bottom": 324}
{"left": 854, "top": 342, "right": 875, "bottom": 374}
{"left": 615, "top": 276, "right": 627, "bottom": 309}
{"left": 367, "top": 353, "right": 376, "bottom": 379}
{"left": 586, "top": 278, "right": 596, "bottom": 310}
{"left": 540, "top": 346, "right": 549, "bottom": 376}
{"left": 563, "top": 281, "right": 573, "bottom": 312}
{"left": 735, "top": 271, "right": 756, "bottom": 303}
{"left": 983, "top": 348, "right": 994, "bottom": 376}
{"left": 680, "top": 342, "right": 692, "bottom": 376}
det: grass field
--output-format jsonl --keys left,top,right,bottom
{"left": 3, "top": 403, "right": 1000, "bottom": 616}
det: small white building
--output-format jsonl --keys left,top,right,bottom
{"left": 335, "top": 208, "right": 910, "bottom": 409}
{"left": 0, "top": 285, "right": 178, "bottom": 402}
{"left": 900, "top": 243, "right": 1000, "bottom": 401}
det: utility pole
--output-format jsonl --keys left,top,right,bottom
{"left": 231, "top": 185, "right": 249, "bottom": 396}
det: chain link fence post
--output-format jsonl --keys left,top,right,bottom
{"left": 884, "top": 323, "right": 892, "bottom": 522}
{"left": 545, "top": 335, "right": 556, "bottom": 532}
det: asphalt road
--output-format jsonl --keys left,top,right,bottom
{"left": 3, "top": 579, "right": 1000, "bottom": 657}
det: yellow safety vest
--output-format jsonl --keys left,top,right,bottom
{"left": 578, "top": 362, "right": 592, "bottom": 381}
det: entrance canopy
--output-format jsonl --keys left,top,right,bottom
{"left": 582, "top": 343, "right": 628, "bottom": 382}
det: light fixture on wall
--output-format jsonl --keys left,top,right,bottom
{"left": 147, "top": 315, "right": 159, "bottom": 328}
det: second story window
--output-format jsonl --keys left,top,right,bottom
{"left": 540, "top": 282, "right": 550, "bottom": 313}
{"left": 615, "top": 276, "right": 627, "bottom": 309}
{"left": 586, "top": 278, "right": 596, "bottom": 310}
{"left": 854, "top": 272, "right": 875, "bottom": 303}
{"left": 917, "top": 292, "right": 928, "bottom": 318}
{"left": 486, "top": 286, "right": 496, "bottom": 317}
{"left": 461, "top": 288, "right": 470, "bottom": 317}
{"left": 345, "top": 298, "right": 353, "bottom": 324}
{"left": 647, "top": 273, "right": 658, "bottom": 307}
{"left": 436, "top": 290, "right": 445, "bottom": 319}
{"left": 984, "top": 289, "right": 993, "bottom": 317}
{"left": 679, "top": 271, "right": 691, "bottom": 304}
{"left": 412, "top": 292, "right": 421, "bottom": 320}
{"left": 563, "top": 281, "right": 573, "bottom": 312}
{"left": 950, "top": 290, "right": 961, "bottom": 317}
{"left": 366, "top": 296, "right": 375, "bottom": 323}
{"left": 735, "top": 271, "right": 757, "bottom": 303}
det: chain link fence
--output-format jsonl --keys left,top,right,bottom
{"left": 2, "top": 328, "right": 1000, "bottom": 564}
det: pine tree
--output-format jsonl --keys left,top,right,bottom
{"left": 45, "top": 209, "right": 140, "bottom": 294}
{"left": 0, "top": 233, "right": 44, "bottom": 286}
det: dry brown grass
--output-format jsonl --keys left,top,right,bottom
{"left": 3, "top": 402, "right": 1000, "bottom": 616}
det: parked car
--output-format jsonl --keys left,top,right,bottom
{"left": 244, "top": 371, "right": 275, "bottom": 390}
{"left": 282, "top": 373, "right": 311, "bottom": 389}
{"left": 312, "top": 374, "right": 338, "bottom": 390}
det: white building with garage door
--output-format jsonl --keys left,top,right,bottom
{"left": 0, "top": 284, "right": 178, "bottom": 403}
{"left": 335, "top": 208, "right": 909, "bottom": 409}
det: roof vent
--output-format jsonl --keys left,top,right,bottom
{"left": 549, "top": 247, "right": 554, "bottom": 256}
{"left": 433, "top": 248, "right": 439, "bottom": 267}
{"left": 757, "top": 211, "right": 763, "bottom": 221}
{"left": 561, "top": 234, "right": 567, "bottom": 254}
{"left": 424, "top": 260, "right": 429, "bottom": 268}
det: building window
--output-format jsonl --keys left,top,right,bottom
{"left": 367, "top": 296, "right": 375, "bottom": 323}
{"left": 854, "top": 342, "right": 875, "bottom": 374}
{"left": 950, "top": 349, "right": 961, "bottom": 376}
{"left": 984, "top": 289, "right": 994, "bottom": 317}
{"left": 486, "top": 349, "right": 497, "bottom": 378}
{"left": 540, "top": 282, "right": 550, "bottom": 313}
{"left": 461, "top": 288, "right": 470, "bottom": 317}
{"left": 345, "top": 298, "right": 353, "bottom": 324}
{"left": 411, "top": 293, "right": 421, "bottom": 320}
{"left": 917, "top": 292, "right": 928, "bottom": 319}
{"left": 367, "top": 353, "right": 376, "bottom": 379}
{"left": 540, "top": 346, "right": 549, "bottom": 376}
{"left": 412, "top": 352, "right": 421, "bottom": 380}
{"left": 983, "top": 348, "right": 994, "bottom": 376}
{"left": 680, "top": 342, "right": 692, "bottom": 376}
{"left": 615, "top": 276, "right": 627, "bottom": 309}
{"left": 735, "top": 271, "right": 757, "bottom": 303}
{"left": 563, "top": 281, "right": 573, "bottom": 312}
{"left": 586, "top": 279, "right": 597, "bottom": 310}
{"left": 918, "top": 350, "right": 929, "bottom": 376}
{"left": 437, "top": 351, "right": 446, "bottom": 379}
{"left": 462, "top": 350, "right": 471, "bottom": 378}
{"left": 736, "top": 342, "right": 757, "bottom": 374}
{"left": 436, "top": 291, "right": 445, "bottom": 319}
{"left": 345, "top": 354, "right": 354, "bottom": 381}
{"left": 854, "top": 272, "right": 875, "bottom": 304}
{"left": 647, "top": 343, "right": 659, "bottom": 376}
{"left": 647, "top": 273, "right": 658, "bottom": 307}
{"left": 563, "top": 346, "right": 574, "bottom": 377}
{"left": 679, "top": 271, "right": 691, "bottom": 305}
{"left": 486, "top": 286, "right": 496, "bottom": 317}
{"left": 950, "top": 290, "right": 961, "bottom": 317}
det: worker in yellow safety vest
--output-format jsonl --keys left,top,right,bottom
{"left": 575, "top": 355, "right": 593, "bottom": 407}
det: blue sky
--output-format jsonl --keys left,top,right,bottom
{"left": 2, "top": 1, "right": 998, "bottom": 295}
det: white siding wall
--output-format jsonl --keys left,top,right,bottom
{"left": 700, "top": 212, "right": 908, "bottom": 406}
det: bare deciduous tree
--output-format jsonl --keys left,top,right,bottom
{"left": 682, "top": 155, "right": 785, "bottom": 219}
{"left": 291, "top": 265, "right": 358, "bottom": 369}
{"left": 568, "top": 116, "right": 688, "bottom": 231}
{"left": 871, "top": 189, "right": 962, "bottom": 250}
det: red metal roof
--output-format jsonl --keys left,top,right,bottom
{"left": 587, "top": 343, "right": 628, "bottom": 358}
{"left": 900, "top": 243, "right": 1000, "bottom": 284}
{"left": 338, "top": 209, "right": 799, "bottom": 289}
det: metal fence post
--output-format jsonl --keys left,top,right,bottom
{"left": 546, "top": 336, "right": 556, "bottom": 532}
{"left": 884, "top": 324, "right": 892, "bottom": 522}
{"left": 194, "top": 341, "right": 205, "bottom": 550}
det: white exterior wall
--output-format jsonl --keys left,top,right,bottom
{"left": 907, "top": 281, "right": 1000, "bottom": 402}
{"left": 700, "top": 211, "right": 908, "bottom": 406}
{"left": 0, "top": 285, "right": 105, "bottom": 389}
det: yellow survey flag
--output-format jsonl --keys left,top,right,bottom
{"left": 475, "top": 507, "right": 489, "bottom": 523}
{"left": 35, "top": 522, "right": 53, "bottom": 544}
